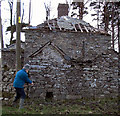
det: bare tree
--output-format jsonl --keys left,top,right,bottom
{"left": 0, "top": 0, "right": 4, "bottom": 48}
{"left": 71, "top": 1, "right": 88, "bottom": 20}
{"left": 21, "top": 2, "right": 24, "bottom": 23}
{"left": 44, "top": 2, "right": 51, "bottom": 21}
{"left": 90, "top": 2, "right": 104, "bottom": 29}
{"left": 90, "top": 1, "right": 120, "bottom": 51}
{"left": 28, "top": 0, "right": 31, "bottom": 25}
{"left": 8, "top": 0, "right": 14, "bottom": 45}
{"left": 103, "top": 2, "right": 109, "bottom": 32}
{"left": 111, "top": 3, "right": 115, "bottom": 49}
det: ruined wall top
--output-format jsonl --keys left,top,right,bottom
{"left": 24, "top": 16, "right": 110, "bottom": 35}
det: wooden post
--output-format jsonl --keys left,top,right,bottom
{"left": 16, "top": 0, "right": 21, "bottom": 71}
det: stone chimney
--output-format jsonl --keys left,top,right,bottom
{"left": 57, "top": 4, "right": 69, "bottom": 18}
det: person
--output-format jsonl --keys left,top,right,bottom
{"left": 13, "top": 64, "right": 33, "bottom": 109}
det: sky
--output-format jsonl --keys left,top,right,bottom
{"left": 1, "top": 0, "right": 96, "bottom": 47}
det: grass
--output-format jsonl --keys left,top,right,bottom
{"left": 2, "top": 96, "right": 119, "bottom": 115}
{"left": 2, "top": 106, "right": 37, "bottom": 114}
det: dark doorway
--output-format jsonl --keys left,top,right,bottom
{"left": 45, "top": 92, "right": 53, "bottom": 102}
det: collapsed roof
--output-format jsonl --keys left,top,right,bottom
{"left": 26, "top": 16, "right": 109, "bottom": 35}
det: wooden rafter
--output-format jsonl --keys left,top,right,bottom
{"left": 72, "top": 23, "right": 77, "bottom": 32}
{"left": 47, "top": 20, "right": 52, "bottom": 30}
{"left": 84, "top": 26, "right": 89, "bottom": 33}
{"left": 29, "top": 41, "right": 51, "bottom": 58}
{"left": 78, "top": 24, "right": 83, "bottom": 32}
{"left": 29, "top": 41, "right": 71, "bottom": 61}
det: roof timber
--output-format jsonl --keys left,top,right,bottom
{"left": 84, "top": 26, "right": 89, "bottom": 33}
{"left": 29, "top": 41, "right": 72, "bottom": 61}
{"left": 24, "top": 16, "right": 110, "bottom": 35}
{"left": 78, "top": 24, "right": 83, "bottom": 32}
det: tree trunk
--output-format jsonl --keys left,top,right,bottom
{"left": 9, "top": 2, "right": 13, "bottom": 45}
{"left": 118, "top": 9, "right": 120, "bottom": 112}
{"left": 118, "top": 14, "right": 120, "bottom": 53}
{"left": 104, "top": 2, "right": 109, "bottom": 32}
{"left": 0, "top": 0, "right": 4, "bottom": 48}
{"left": 78, "top": 2, "right": 84, "bottom": 19}
{"left": 29, "top": 0, "right": 31, "bottom": 25}
{"left": 111, "top": 3, "right": 115, "bottom": 50}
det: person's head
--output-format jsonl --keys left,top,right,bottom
{"left": 23, "top": 64, "right": 31, "bottom": 73}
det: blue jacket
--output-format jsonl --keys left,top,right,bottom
{"left": 13, "top": 69, "right": 32, "bottom": 88}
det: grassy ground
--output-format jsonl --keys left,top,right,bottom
{"left": 2, "top": 96, "right": 119, "bottom": 115}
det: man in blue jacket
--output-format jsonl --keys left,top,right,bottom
{"left": 13, "top": 64, "right": 33, "bottom": 109}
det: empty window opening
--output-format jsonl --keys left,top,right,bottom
{"left": 45, "top": 92, "right": 53, "bottom": 101}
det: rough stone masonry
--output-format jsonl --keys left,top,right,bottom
{"left": 2, "top": 16, "right": 119, "bottom": 101}
{"left": 23, "top": 16, "right": 118, "bottom": 100}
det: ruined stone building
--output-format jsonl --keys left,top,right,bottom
{"left": 2, "top": 4, "right": 118, "bottom": 100}
{"left": 2, "top": 42, "right": 25, "bottom": 69}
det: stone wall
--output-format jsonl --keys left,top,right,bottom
{"left": 2, "top": 49, "right": 25, "bottom": 96}
{"left": 2, "top": 49, "right": 118, "bottom": 100}
{"left": 25, "top": 49, "right": 118, "bottom": 100}
{"left": 24, "top": 31, "right": 111, "bottom": 63}
{"left": 23, "top": 30, "right": 118, "bottom": 100}
{"left": 2, "top": 69, "right": 16, "bottom": 93}
{"left": 1, "top": 30, "right": 118, "bottom": 101}
{"left": 2, "top": 49, "right": 24, "bottom": 69}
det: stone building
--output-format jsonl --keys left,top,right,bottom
{"left": 2, "top": 42, "right": 25, "bottom": 69}
{"left": 2, "top": 4, "right": 118, "bottom": 101}
{"left": 23, "top": 15, "right": 118, "bottom": 100}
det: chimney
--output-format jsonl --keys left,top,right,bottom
{"left": 57, "top": 4, "right": 69, "bottom": 18}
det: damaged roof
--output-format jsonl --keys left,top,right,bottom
{"left": 25, "top": 16, "right": 109, "bottom": 35}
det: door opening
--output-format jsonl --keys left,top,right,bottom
{"left": 45, "top": 92, "right": 53, "bottom": 102}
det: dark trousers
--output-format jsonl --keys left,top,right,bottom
{"left": 14, "top": 88, "right": 26, "bottom": 102}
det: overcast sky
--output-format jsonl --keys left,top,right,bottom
{"left": 1, "top": 0, "right": 95, "bottom": 46}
